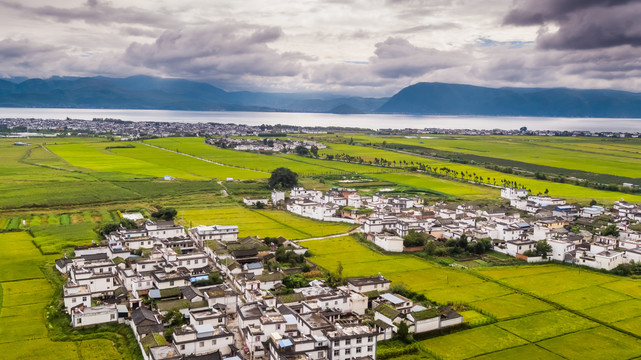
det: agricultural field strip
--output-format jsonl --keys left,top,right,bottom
{"left": 319, "top": 142, "right": 641, "bottom": 202}
{"left": 142, "top": 142, "right": 269, "bottom": 173}
{"left": 146, "top": 137, "right": 346, "bottom": 175}
{"left": 306, "top": 237, "right": 641, "bottom": 359}
{"left": 472, "top": 268, "right": 641, "bottom": 342}
{"left": 344, "top": 135, "right": 641, "bottom": 179}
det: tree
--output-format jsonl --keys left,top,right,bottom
{"left": 601, "top": 224, "right": 620, "bottom": 237}
{"left": 424, "top": 241, "right": 437, "bottom": 255}
{"left": 295, "top": 145, "right": 310, "bottom": 156}
{"left": 310, "top": 145, "right": 319, "bottom": 157}
{"left": 520, "top": 126, "right": 527, "bottom": 132}
{"left": 590, "top": 199, "right": 598, "bottom": 206}
{"left": 394, "top": 321, "right": 412, "bottom": 344}
{"left": 456, "top": 234, "right": 468, "bottom": 249}
{"left": 255, "top": 201, "right": 266, "bottom": 209}
{"left": 403, "top": 230, "right": 428, "bottom": 247}
{"left": 535, "top": 240, "right": 553, "bottom": 258}
{"left": 268, "top": 167, "right": 298, "bottom": 190}
{"left": 152, "top": 207, "right": 177, "bottom": 221}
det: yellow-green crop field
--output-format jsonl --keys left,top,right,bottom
{"left": 346, "top": 134, "right": 641, "bottom": 179}
{"left": 0, "top": 232, "right": 124, "bottom": 360}
{"left": 179, "top": 206, "right": 355, "bottom": 239}
{"left": 305, "top": 236, "right": 641, "bottom": 359}
{"left": 319, "top": 142, "right": 641, "bottom": 203}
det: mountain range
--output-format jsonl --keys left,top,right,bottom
{"left": 2, "top": 76, "right": 641, "bottom": 118}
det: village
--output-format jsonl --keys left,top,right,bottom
{"left": 55, "top": 186, "right": 641, "bottom": 360}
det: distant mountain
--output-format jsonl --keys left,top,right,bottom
{"left": 4, "top": 76, "right": 641, "bottom": 118}
{"left": 377, "top": 82, "right": 641, "bottom": 118}
{"left": 0, "top": 76, "right": 387, "bottom": 114}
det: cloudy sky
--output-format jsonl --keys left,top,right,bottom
{"left": 1, "top": 0, "right": 640, "bottom": 96}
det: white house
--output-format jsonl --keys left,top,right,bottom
{"left": 71, "top": 304, "right": 118, "bottom": 327}
{"left": 172, "top": 324, "right": 234, "bottom": 356}
{"left": 324, "top": 324, "right": 377, "bottom": 360}
{"left": 501, "top": 187, "right": 528, "bottom": 200}
{"left": 190, "top": 224, "right": 239, "bottom": 243}
{"left": 372, "top": 234, "right": 404, "bottom": 252}
{"left": 63, "top": 284, "right": 91, "bottom": 314}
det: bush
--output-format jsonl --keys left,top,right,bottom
{"left": 151, "top": 207, "right": 177, "bottom": 221}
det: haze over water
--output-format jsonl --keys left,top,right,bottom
{"left": 1, "top": 108, "right": 640, "bottom": 132}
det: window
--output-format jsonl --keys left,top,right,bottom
{"left": 345, "top": 339, "right": 351, "bottom": 345}
{"left": 356, "top": 338, "right": 362, "bottom": 344}
{"left": 368, "top": 336, "right": 373, "bottom": 342}
{"left": 334, "top": 340, "right": 339, "bottom": 347}
{"left": 334, "top": 350, "right": 339, "bottom": 356}
{"left": 318, "top": 351, "right": 324, "bottom": 358}
{"left": 110, "top": 314, "right": 115, "bottom": 320}
{"left": 170, "top": 280, "right": 174, "bottom": 286}
{"left": 256, "top": 336, "right": 260, "bottom": 341}
{"left": 218, "top": 318, "right": 223, "bottom": 323}
{"left": 180, "top": 345, "right": 185, "bottom": 350}
{"left": 345, "top": 349, "right": 351, "bottom": 355}
{"left": 276, "top": 324, "right": 281, "bottom": 330}
{"left": 77, "top": 318, "right": 82, "bottom": 324}
{"left": 72, "top": 298, "right": 76, "bottom": 303}
{"left": 106, "top": 278, "right": 110, "bottom": 282}
{"left": 356, "top": 347, "right": 362, "bottom": 354}
{"left": 343, "top": 298, "right": 347, "bottom": 303}
{"left": 199, "top": 341, "right": 204, "bottom": 347}
{"left": 367, "top": 345, "right": 373, "bottom": 352}
{"left": 199, "top": 320, "right": 203, "bottom": 325}
{"left": 211, "top": 339, "right": 216, "bottom": 345}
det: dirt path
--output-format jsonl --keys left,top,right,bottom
{"left": 295, "top": 227, "right": 361, "bottom": 242}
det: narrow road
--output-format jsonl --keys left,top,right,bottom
{"left": 141, "top": 142, "right": 269, "bottom": 173}
{"left": 295, "top": 227, "right": 361, "bottom": 242}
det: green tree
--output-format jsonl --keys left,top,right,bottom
{"left": 394, "top": 321, "right": 412, "bottom": 344}
{"left": 424, "top": 240, "right": 437, "bottom": 255}
{"left": 310, "top": 145, "right": 319, "bottom": 157}
{"left": 601, "top": 224, "right": 620, "bottom": 237}
{"left": 535, "top": 240, "right": 553, "bottom": 258}
{"left": 590, "top": 199, "right": 597, "bottom": 206}
{"left": 151, "top": 207, "right": 177, "bottom": 221}
{"left": 268, "top": 167, "right": 298, "bottom": 190}
{"left": 295, "top": 146, "right": 310, "bottom": 156}
{"left": 403, "top": 230, "right": 428, "bottom": 247}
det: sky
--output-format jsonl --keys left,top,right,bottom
{"left": 1, "top": 0, "right": 640, "bottom": 96}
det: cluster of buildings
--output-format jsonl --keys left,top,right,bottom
{"left": 207, "top": 138, "right": 326, "bottom": 153}
{"left": 0, "top": 118, "right": 330, "bottom": 139}
{"left": 379, "top": 127, "right": 641, "bottom": 138}
{"left": 56, "top": 210, "right": 461, "bottom": 360}
{"left": 283, "top": 185, "right": 641, "bottom": 271}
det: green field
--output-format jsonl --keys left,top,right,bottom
{"left": 306, "top": 236, "right": 641, "bottom": 359}
{"left": 179, "top": 206, "right": 355, "bottom": 239}
{"left": 146, "top": 137, "right": 399, "bottom": 175}
{"left": 0, "top": 232, "right": 128, "bottom": 360}
{"left": 347, "top": 134, "right": 641, "bottom": 179}
{"left": 319, "top": 142, "right": 641, "bottom": 203}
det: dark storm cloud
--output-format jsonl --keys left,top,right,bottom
{"left": 0, "top": 38, "right": 61, "bottom": 61}
{"left": 504, "top": 0, "right": 641, "bottom": 50}
{"left": 0, "top": 0, "right": 172, "bottom": 27}
{"left": 125, "top": 24, "right": 305, "bottom": 78}
{"left": 503, "top": 0, "right": 632, "bottom": 25}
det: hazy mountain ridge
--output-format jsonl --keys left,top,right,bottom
{"left": 377, "top": 82, "right": 641, "bottom": 118}
{"left": 3, "top": 76, "right": 641, "bottom": 118}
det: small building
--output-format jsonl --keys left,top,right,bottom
{"left": 71, "top": 304, "right": 118, "bottom": 328}
{"left": 347, "top": 275, "right": 391, "bottom": 293}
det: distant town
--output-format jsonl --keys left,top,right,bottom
{"left": 2, "top": 117, "right": 641, "bottom": 139}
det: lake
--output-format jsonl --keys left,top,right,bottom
{"left": 1, "top": 107, "right": 640, "bottom": 132}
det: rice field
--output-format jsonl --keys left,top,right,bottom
{"left": 306, "top": 237, "right": 641, "bottom": 359}
{"left": 179, "top": 206, "right": 355, "bottom": 239}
